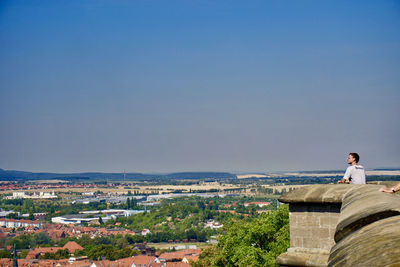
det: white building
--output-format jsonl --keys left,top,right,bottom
{"left": 243, "top": 201, "right": 271, "bottom": 207}
{"left": 141, "top": 229, "right": 151, "bottom": 236}
{"left": 0, "top": 210, "right": 18, "bottom": 218}
{"left": 79, "top": 209, "right": 145, "bottom": 217}
{"left": 6, "top": 191, "right": 57, "bottom": 199}
{"left": 51, "top": 214, "right": 99, "bottom": 225}
{"left": 205, "top": 220, "right": 223, "bottom": 229}
{"left": 0, "top": 218, "right": 42, "bottom": 228}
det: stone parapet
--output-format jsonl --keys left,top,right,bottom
{"left": 277, "top": 184, "right": 352, "bottom": 267}
{"left": 276, "top": 184, "right": 399, "bottom": 267}
{"left": 328, "top": 215, "right": 400, "bottom": 267}
{"left": 277, "top": 247, "right": 330, "bottom": 267}
{"left": 278, "top": 184, "right": 357, "bottom": 204}
{"left": 334, "top": 185, "right": 400, "bottom": 242}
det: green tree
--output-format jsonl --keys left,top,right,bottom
{"left": 20, "top": 250, "right": 29, "bottom": 259}
{"left": 194, "top": 204, "right": 289, "bottom": 267}
{"left": 39, "top": 249, "right": 70, "bottom": 260}
{"left": 6, "top": 213, "right": 19, "bottom": 219}
{"left": 87, "top": 244, "right": 117, "bottom": 260}
{"left": 0, "top": 250, "right": 12, "bottom": 258}
{"left": 32, "top": 232, "right": 53, "bottom": 247}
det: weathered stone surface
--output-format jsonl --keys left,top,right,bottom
{"left": 277, "top": 184, "right": 400, "bottom": 267}
{"left": 328, "top": 215, "right": 400, "bottom": 267}
{"left": 279, "top": 184, "right": 361, "bottom": 204}
{"left": 367, "top": 181, "right": 399, "bottom": 187}
{"left": 289, "top": 203, "right": 340, "bottom": 250}
{"left": 277, "top": 247, "right": 330, "bottom": 267}
{"left": 334, "top": 185, "right": 400, "bottom": 242}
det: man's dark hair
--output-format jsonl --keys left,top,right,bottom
{"left": 349, "top": 152, "right": 360, "bottom": 163}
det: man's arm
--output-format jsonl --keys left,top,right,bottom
{"left": 379, "top": 182, "right": 400, "bottom": 193}
{"left": 338, "top": 167, "right": 351, "bottom": 184}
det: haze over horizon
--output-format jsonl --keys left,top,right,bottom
{"left": 1, "top": 0, "right": 399, "bottom": 173}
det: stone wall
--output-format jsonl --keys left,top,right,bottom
{"left": 276, "top": 184, "right": 355, "bottom": 267}
{"left": 328, "top": 185, "right": 400, "bottom": 267}
{"left": 289, "top": 203, "right": 340, "bottom": 251}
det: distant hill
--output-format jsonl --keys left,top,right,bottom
{"left": 0, "top": 168, "right": 237, "bottom": 182}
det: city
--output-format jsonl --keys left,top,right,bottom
{"left": 0, "top": 169, "right": 399, "bottom": 266}
{"left": 0, "top": 0, "right": 398, "bottom": 266}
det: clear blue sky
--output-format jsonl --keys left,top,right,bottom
{"left": 0, "top": 0, "right": 399, "bottom": 173}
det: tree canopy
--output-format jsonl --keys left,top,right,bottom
{"left": 193, "top": 204, "right": 289, "bottom": 267}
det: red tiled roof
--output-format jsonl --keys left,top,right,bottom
{"left": 132, "top": 255, "right": 157, "bottom": 265}
{"left": 112, "top": 255, "right": 158, "bottom": 266}
{"left": 0, "top": 258, "right": 84, "bottom": 267}
{"left": 113, "top": 257, "right": 135, "bottom": 266}
{"left": 159, "top": 249, "right": 201, "bottom": 261}
{"left": 93, "top": 259, "right": 114, "bottom": 267}
{"left": 166, "top": 262, "right": 191, "bottom": 267}
{"left": 25, "top": 246, "right": 61, "bottom": 259}
{"left": 183, "top": 255, "right": 199, "bottom": 262}
{"left": 63, "top": 241, "right": 84, "bottom": 253}
{"left": 0, "top": 218, "right": 41, "bottom": 224}
{"left": 47, "top": 229, "right": 66, "bottom": 239}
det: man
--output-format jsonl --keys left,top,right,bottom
{"left": 337, "top": 153, "right": 366, "bottom": 184}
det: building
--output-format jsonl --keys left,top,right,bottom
{"left": 0, "top": 218, "right": 42, "bottom": 228}
{"left": 141, "top": 229, "right": 151, "bottom": 236}
{"left": 204, "top": 220, "right": 223, "bottom": 229}
{"left": 159, "top": 249, "right": 201, "bottom": 263}
{"left": 0, "top": 210, "right": 17, "bottom": 218}
{"left": 51, "top": 214, "right": 99, "bottom": 225}
{"left": 6, "top": 191, "right": 57, "bottom": 199}
{"left": 63, "top": 241, "right": 84, "bottom": 253}
{"left": 243, "top": 201, "right": 271, "bottom": 207}
{"left": 113, "top": 255, "right": 160, "bottom": 267}
{"left": 26, "top": 241, "right": 84, "bottom": 259}
{"left": 79, "top": 209, "right": 145, "bottom": 217}
{"left": 133, "top": 243, "right": 156, "bottom": 256}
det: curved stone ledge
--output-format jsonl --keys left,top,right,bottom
{"left": 328, "top": 215, "right": 400, "bottom": 267}
{"left": 279, "top": 184, "right": 359, "bottom": 204}
{"left": 334, "top": 185, "right": 400, "bottom": 242}
{"left": 277, "top": 247, "right": 330, "bottom": 267}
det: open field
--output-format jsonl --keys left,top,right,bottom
{"left": 1, "top": 169, "right": 399, "bottom": 197}
{"left": 260, "top": 184, "right": 309, "bottom": 191}
{"left": 0, "top": 183, "right": 243, "bottom": 195}
{"left": 0, "top": 183, "right": 297, "bottom": 196}
{"left": 27, "top": 179, "right": 70, "bottom": 183}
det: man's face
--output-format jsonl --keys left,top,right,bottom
{"left": 347, "top": 154, "right": 356, "bottom": 165}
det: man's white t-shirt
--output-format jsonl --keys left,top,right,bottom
{"left": 343, "top": 165, "right": 366, "bottom": 184}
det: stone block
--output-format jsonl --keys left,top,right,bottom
{"left": 319, "top": 216, "right": 330, "bottom": 226}
{"left": 291, "top": 227, "right": 307, "bottom": 236}
{"left": 307, "top": 216, "right": 322, "bottom": 227}
{"left": 302, "top": 237, "right": 316, "bottom": 248}
{"left": 312, "top": 228, "right": 330, "bottom": 240}
{"left": 292, "top": 237, "right": 303, "bottom": 247}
